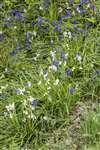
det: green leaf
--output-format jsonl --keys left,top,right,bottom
{"left": 86, "top": 18, "right": 96, "bottom": 23}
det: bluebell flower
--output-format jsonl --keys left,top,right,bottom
{"left": 61, "top": 51, "right": 65, "bottom": 60}
{"left": 26, "top": 41, "right": 30, "bottom": 48}
{"left": 75, "top": 53, "right": 82, "bottom": 61}
{"left": 24, "top": 81, "right": 31, "bottom": 87}
{"left": 26, "top": 32, "right": 30, "bottom": 40}
{"left": 43, "top": 68, "right": 48, "bottom": 77}
{"left": 85, "top": 22, "right": 93, "bottom": 27}
{"left": 12, "top": 9, "right": 22, "bottom": 18}
{"left": 10, "top": 50, "right": 17, "bottom": 56}
{"left": 89, "top": 4, "right": 96, "bottom": 11}
{"left": 53, "top": 26, "right": 62, "bottom": 33}
{"left": 44, "top": 0, "right": 49, "bottom": 8}
{"left": 77, "top": 28, "right": 86, "bottom": 33}
{"left": 59, "top": 16, "right": 66, "bottom": 23}
{"left": 50, "top": 39, "right": 54, "bottom": 45}
{"left": 74, "top": 27, "right": 86, "bottom": 33}
{"left": 66, "top": 10, "right": 71, "bottom": 17}
{"left": 69, "top": 0, "right": 73, "bottom": 5}
{"left": 45, "top": 26, "right": 49, "bottom": 32}
{"left": 67, "top": 32, "right": 73, "bottom": 39}
{"left": 32, "top": 21, "right": 35, "bottom": 26}
{"left": 37, "top": 16, "right": 43, "bottom": 26}
{"left": 78, "top": 0, "right": 88, "bottom": 6}
{"left": 95, "top": 69, "right": 99, "bottom": 75}
{"left": 72, "top": 20, "right": 77, "bottom": 25}
{"left": 4, "top": 23, "right": 12, "bottom": 28}
{"left": 65, "top": 68, "right": 72, "bottom": 76}
{"left": 45, "top": 18, "right": 50, "bottom": 22}
{"left": 76, "top": 6, "right": 80, "bottom": 13}
{"left": 80, "top": 9, "right": 88, "bottom": 15}
{"left": 15, "top": 89, "right": 21, "bottom": 95}
{"left": 69, "top": 87, "right": 75, "bottom": 94}
{"left": 26, "top": 32, "right": 30, "bottom": 48}
{"left": 53, "top": 60, "right": 59, "bottom": 66}
{"left": 52, "top": 20, "right": 57, "bottom": 26}
{"left": 31, "top": 99, "right": 39, "bottom": 107}
{"left": 4, "top": 17, "right": 12, "bottom": 27}
{"left": 4, "top": 17, "right": 12, "bottom": 22}
{"left": 16, "top": 43, "right": 22, "bottom": 51}
{"left": 5, "top": 68, "right": 11, "bottom": 74}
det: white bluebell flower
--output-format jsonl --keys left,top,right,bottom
{"left": 24, "top": 81, "right": 32, "bottom": 87}
{"left": 5, "top": 103, "right": 15, "bottom": 111}
{"left": 54, "top": 79, "right": 59, "bottom": 85}
{"left": 75, "top": 53, "right": 82, "bottom": 61}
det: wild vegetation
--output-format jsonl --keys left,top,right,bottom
{"left": 0, "top": 0, "right": 100, "bottom": 149}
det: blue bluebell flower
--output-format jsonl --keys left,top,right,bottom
{"left": 37, "top": 16, "right": 43, "bottom": 26}
{"left": 31, "top": 99, "right": 39, "bottom": 107}
{"left": 59, "top": 16, "right": 66, "bottom": 23}
{"left": 15, "top": 89, "right": 21, "bottom": 94}
{"left": 95, "top": 69, "right": 99, "bottom": 75}
{"left": 52, "top": 20, "right": 57, "bottom": 26}
{"left": 89, "top": 4, "right": 96, "bottom": 11}
{"left": 4, "top": 17, "right": 12, "bottom": 27}
{"left": 69, "top": 87, "right": 75, "bottom": 94}
{"left": 72, "top": 20, "right": 77, "bottom": 25}
{"left": 12, "top": 9, "right": 22, "bottom": 18}
{"left": 16, "top": 43, "right": 22, "bottom": 51}
{"left": 53, "top": 26, "right": 62, "bottom": 33}
{"left": 65, "top": 68, "right": 72, "bottom": 76}
{"left": 4, "top": 17, "right": 12, "bottom": 22}
{"left": 53, "top": 60, "right": 59, "bottom": 66}
{"left": 78, "top": 0, "right": 88, "bottom": 6}
{"left": 69, "top": 0, "right": 73, "bottom": 5}
{"left": 32, "top": 21, "right": 35, "bottom": 26}
{"left": 80, "top": 9, "right": 88, "bottom": 15}
{"left": 45, "top": 26, "right": 49, "bottom": 32}
{"left": 61, "top": 51, "right": 65, "bottom": 60}
{"left": 66, "top": 10, "right": 71, "bottom": 17}
{"left": 26, "top": 32, "right": 30, "bottom": 48}
{"left": 77, "top": 28, "right": 86, "bottom": 33}
{"left": 26, "top": 41, "right": 30, "bottom": 48}
{"left": 10, "top": 50, "right": 17, "bottom": 56}
{"left": 45, "top": 18, "right": 50, "bottom": 22}
{"left": 85, "top": 22, "right": 93, "bottom": 27}
{"left": 4, "top": 23, "right": 12, "bottom": 28}
{"left": 44, "top": 0, "right": 49, "bottom": 8}
{"left": 74, "top": 27, "right": 86, "bottom": 33}
{"left": 26, "top": 32, "right": 30, "bottom": 40}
